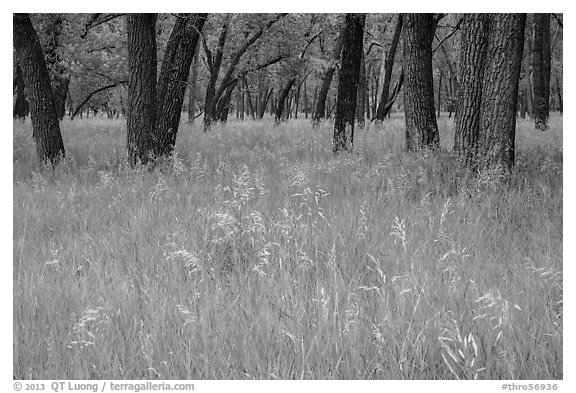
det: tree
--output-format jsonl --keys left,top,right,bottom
{"left": 13, "top": 13, "right": 65, "bottom": 166}
{"left": 313, "top": 19, "right": 346, "bottom": 127}
{"left": 402, "top": 13, "right": 440, "bottom": 151}
{"left": 44, "top": 15, "right": 70, "bottom": 120}
{"left": 454, "top": 13, "right": 526, "bottom": 171}
{"left": 333, "top": 14, "right": 365, "bottom": 152}
{"left": 374, "top": 14, "right": 403, "bottom": 122}
{"left": 126, "top": 14, "right": 157, "bottom": 165}
{"left": 155, "top": 13, "right": 207, "bottom": 155}
{"left": 532, "top": 13, "right": 551, "bottom": 130}
{"left": 13, "top": 62, "right": 29, "bottom": 118}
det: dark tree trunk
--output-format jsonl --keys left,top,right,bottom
{"left": 13, "top": 13, "right": 65, "bottom": 166}
{"left": 303, "top": 81, "right": 308, "bottom": 118}
{"left": 555, "top": 72, "right": 563, "bottom": 114}
{"left": 440, "top": 43, "right": 460, "bottom": 118}
{"left": 126, "top": 13, "right": 157, "bottom": 165}
{"left": 242, "top": 77, "right": 256, "bottom": 119}
{"left": 188, "top": 41, "right": 201, "bottom": 123}
{"left": 314, "top": 21, "right": 347, "bottom": 127}
{"left": 375, "top": 14, "right": 403, "bottom": 122}
{"left": 204, "top": 14, "right": 232, "bottom": 131}
{"left": 519, "top": 89, "right": 528, "bottom": 119}
{"left": 454, "top": 14, "right": 489, "bottom": 167}
{"left": 333, "top": 14, "right": 365, "bottom": 152}
{"left": 311, "top": 86, "right": 318, "bottom": 119}
{"left": 479, "top": 14, "right": 526, "bottom": 170}
{"left": 13, "top": 62, "right": 29, "bottom": 118}
{"left": 356, "top": 48, "right": 366, "bottom": 128}
{"left": 239, "top": 91, "right": 244, "bottom": 120}
{"left": 216, "top": 79, "right": 239, "bottom": 122}
{"left": 275, "top": 78, "right": 296, "bottom": 123}
{"left": 532, "top": 13, "right": 551, "bottom": 130}
{"left": 156, "top": 14, "right": 206, "bottom": 154}
{"left": 523, "top": 20, "right": 534, "bottom": 118}
{"left": 402, "top": 14, "right": 440, "bottom": 151}
{"left": 437, "top": 68, "right": 443, "bottom": 118}
{"left": 44, "top": 15, "right": 69, "bottom": 121}
{"left": 454, "top": 13, "right": 526, "bottom": 171}
{"left": 294, "top": 84, "right": 301, "bottom": 119}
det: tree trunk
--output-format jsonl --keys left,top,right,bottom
{"left": 242, "top": 77, "right": 256, "bottom": 119}
{"left": 13, "top": 62, "right": 29, "bottom": 118}
{"left": 44, "top": 15, "right": 69, "bottom": 121}
{"left": 303, "top": 81, "right": 309, "bottom": 118}
{"left": 13, "top": 13, "right": 65, "bottom": 166}
{"left": 333, "top": 14, "right": 365, "bottom": 152}
{"left": 555, "top": 72, "right": 563, "bottom": 114}
{"left": 188, "top": 40, "right": 201, "bottom": 123}
{"left": 375, "top": 14, "right": 403, "bottom": 122}
{"left": 155, "top": 14, "right": 206, "bottom": 154}
{"left": 216, "top": 79, "right": 239, "bottom": 122}
{"left": 402, "top": 14, "right": 440, "bottom": 151}
{"left": 126, "top": 13, "right": 157, "bottom": 165}
{"left": 454, "top": 13, "right": 526, "bottom": 171}
{"left": 313, "top": 21, "right": 347, "bottom": 127}
{"left": 204, "top": 14, "right": 232, "bottom": 131}
{"left": 275, "top": 78, "right": 296, "bottom": 123}
{"left": 454, "top": 14, "right": 489, "bottom": 167}
{"left": 532, "top": 13, "right": 551, "bottom": 130}
{"left": 356, "top": 48, "right": 366, "bottom": 128}
{"left": 437, "top": 68, "right": 443, "bottom": 118}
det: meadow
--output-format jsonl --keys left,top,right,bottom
{"left": 13, "top": 114, "right": 562, "bottom": 379}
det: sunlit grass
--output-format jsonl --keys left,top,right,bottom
{"left": 13, "top": 113, "right": 562, "bottom": 379}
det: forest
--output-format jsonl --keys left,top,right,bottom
{"left": 13, "top": 13, "right": 562, "bottom": 380}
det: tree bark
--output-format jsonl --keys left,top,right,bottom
{"left": 275, "top": 78, "right": 296, "bottom": 123}
{"left": 313, "top": 21, "right": 347, "bottom": 127}
{"left": 188, "top": 40, "right": 201, "bottom": 123}
{"left": 555, "top": 72, "right": 563, "bottom": 114}
{"left": 44, "top": 15, "right": 70, "bottom": 120}
{"left": 13, "top": 62, "right": 29, "bottom": 118}
{"left": 203, "top": 14, "right": 232, "bottom": 131}
{"left": 375, "top": 14, "right": 403, "bottom": 122}
{"left": 437, "top": 69, "right": 443, "bottom": 118}
{"left": 216, "top": 79, "right": 239, "bottom": 122}
{"left": 532, "top": 13, "right": 551, "bottom": 130}
{"left": 402, "top": 14, "right": 440, "bottom": 151}
{"left": 126, "top": 13, "right": 157, "bottom": 165}
{"left": 155, "top": 13, "right": 206, "bottom": 155}
{"left": 242, "top": 77, "right": 256, "bottom": 119}
{"left": 333, "top": 14, "right": 365, "bottom": 152}
{"left": 13, "top": 13, "right": 65, "bottom": 166}
{"left": 454, "top": 13, "right": 526, "bottom": 171}
{"left": 356, "top": 48, "right": 367, "bottom": 128}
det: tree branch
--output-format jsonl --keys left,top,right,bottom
{"left": 81, "top": 13, "right": 125, "bottom": 39}
{"left": 432, "top": 17, "right": 462, "bottom": 53}
{"left": 71, "top": 81, "right": 127, "bottom": 119}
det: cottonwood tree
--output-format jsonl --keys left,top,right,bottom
{"left": 454, "top": 13, "right": 526, "bottom": 171}
{"left": 313, "top": 17, "right": 346, "bottom": 127}
{"left": 202, "top": 14, "right": 286, "bottom": 131}
{"left": 155, "top": 13, "right": 206, "bottom": 155}
{"left": 13, "top": 62, "right": 29, "bottom": 118}
{"left": 126, "top": 13, "right": 157, "bottom": 165}
{"left": 532, "top": 13, "right": 551, "bottom": 130}
{"left": 374, "top": 14, "right": 403, "bottom": 122}
{"left": 333, "top": 13, "right": 365, "bottom": 152}
{"left": 402, "top": 13, "right": 440, "bottom": 151}
{"left": 13, "top": 13, "right": 66, "bottom": 166}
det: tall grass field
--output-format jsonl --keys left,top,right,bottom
{"left": 13, "top": 114, "right": 562, "bottom": 379}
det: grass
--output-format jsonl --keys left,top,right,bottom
{"left": 13, "top": 114, "right": 562, "bottom": 379}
